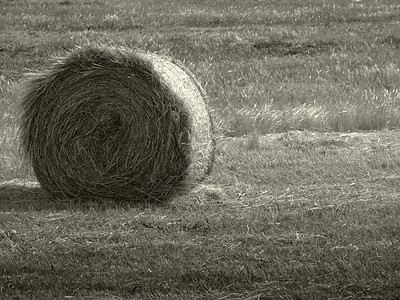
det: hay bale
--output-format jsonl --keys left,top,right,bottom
{"left": 20, "top": 46, "right": 215, "bottom": 202}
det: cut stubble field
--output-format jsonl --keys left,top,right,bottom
{"left": 1, "top": 0, "right": 400, "bottom": 299}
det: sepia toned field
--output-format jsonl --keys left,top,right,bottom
{"left": 1, "top": 0, "right": 400, "bottom": 299}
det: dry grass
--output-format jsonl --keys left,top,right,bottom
{"left": 1, "top": 0, "right": 400, "bottom": 299}
{"left": 1, "top": 130, "right": 400, "bottom": 299}
{"left": 19, "top": 46, "right": 215, "bottom": 203}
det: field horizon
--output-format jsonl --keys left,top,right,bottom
{"left": 1, "top": 0, "right": 400, "bottom": 299}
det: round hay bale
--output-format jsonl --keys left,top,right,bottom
{"left": 20, "top": 46, "right": 215, "bottom": 202}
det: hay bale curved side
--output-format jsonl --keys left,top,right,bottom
{"left": 20, "top": 46, "right": 215, "bottom": 202}
{"left": 144, "top": 54, "right": 215, "bottom": 182}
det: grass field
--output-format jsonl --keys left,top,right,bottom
{"left": 1, "top": 0, "right": 400, "bottom": 299}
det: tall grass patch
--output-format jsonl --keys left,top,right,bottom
{"left": 0, "top": 77, "right": 30, "bottom": 180}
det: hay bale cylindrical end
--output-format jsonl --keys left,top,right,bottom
{"left": 20, "top": 46, "right": 215, "bottom": 202}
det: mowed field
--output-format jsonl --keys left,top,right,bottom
{"left": 1, "top": 0, "right": 400, "bottom": 299}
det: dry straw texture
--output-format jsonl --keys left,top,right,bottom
{"left": 20, "top": 46, "right": 215, "bottom": 202}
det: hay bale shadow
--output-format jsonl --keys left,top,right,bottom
{"left": 0, "top": 179, "right": 167, "bottom": 212}
{"left": 0, "top": 180, "right": 51, "bottom": 211}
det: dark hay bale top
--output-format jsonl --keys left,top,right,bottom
{"left": 20, "top": 46, "right": 215, "bottom": 202}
